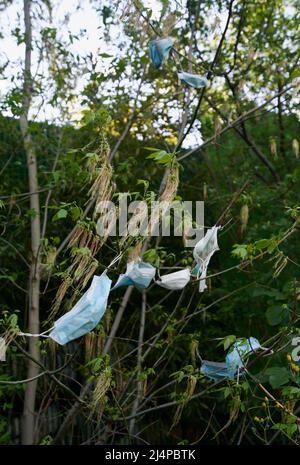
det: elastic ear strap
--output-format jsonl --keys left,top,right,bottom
{"left": 106, "top": 252, "right": 123, "bottom": 270}
{"left": 261, "top": 346, "right": 273, "bottom": 356}
{"left": 18, "top": 333, "right": 50, "bottom": 338}
{"left": 18, "top": 327, "right": 54, "bottom": 338}
{"left": 196, "top": 348, "right": 203, "bottom": 363}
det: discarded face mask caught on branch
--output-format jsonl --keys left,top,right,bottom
{"left": 49, "top": 273, "right": 112, "bottom": 345}
{"left": 112, "top": 260, "right": 156, "bottom": 291}
{"left": 178, "top": 71, "right": 208, "bottom": 89}
{"left": 193, "top": 225, "right": 221, "bottom": 292}
{"left": 200, "top": 359, "right": 236, "bottom": 381}
{"left": 225, "top": 337, "right": 269, "bottom": 376}
{"left": 149, "top": 37, "right": 174, "bottom": 69}
{"left": 155, "top": 268, "right": 191, "bottom": 290}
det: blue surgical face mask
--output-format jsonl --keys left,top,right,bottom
{"left": 156, "top": 268, "right": 191, "bottom": 290}
{"left": 225, "top": 337, "right": 263, "bottom": 373}
{"left": 49, "top": 273, "right": 112, "bottom": 345}
{"left": 178, "top": 71, "right": 208, "bottom": 89}
{"left": 201, "top": 360, "right": 235, "bottom": 380}
{"left": 149, "top": 37, "right": 173, "bottom": 69}
{"left": 112, "top": 261, "right": 156, "bottom": 291}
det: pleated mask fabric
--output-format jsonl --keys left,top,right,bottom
{"left": 225, "top": 337, "right": 263, "bottom": 374}
{"left": 155, "top": 268, "right": 191, "bottom": 290}
{"left": 49, "top": 272, "right": 112, "bottom": 345}
{"left": 112, "top": 261, "right": 156, "bottom": 291}
{"left": 178, "top": 71, "right": 208, "bottom": 89}
{"left": 149, "top": 37, "right": 174, "bottom": 69}
{"left": 200, "top": 360, "right": 235, "bottom": 380}
{"left": 193, "top": 225, "right": 221, "bottom": 292}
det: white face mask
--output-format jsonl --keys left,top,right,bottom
{"left": 156, "top": 268, "right": 191, "bottom": 290}
{"left": 0, "top": 337, "right": 6, "bottom": 362}
{"left": 193, "top": 225, "right": 220, "bottom": 292}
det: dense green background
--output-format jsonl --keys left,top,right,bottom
{"left": 0, "top": 0, "right": 300, "bottom": 445}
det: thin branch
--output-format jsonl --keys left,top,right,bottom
{"left": 176, "top": 0, "right": 235, "bottom": 150}
{"left": 177, "top": 83, "right": 294, "bottom": 162}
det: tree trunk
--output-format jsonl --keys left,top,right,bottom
{"left": 20, "top": 0, "right": 41, "bottom": 445}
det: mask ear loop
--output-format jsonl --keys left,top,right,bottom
{"left": 196, "top": 347, "right": 203, "bottom": 364}
{"left": 236, "top": 367, "right": 240, "bottom": 384}
{"left": 18, "top": 327, "right": 54, "bottom": 338}
{"left": 156, "top": 268, "right": 162, "bottom": 282}
{"left": 248, "top": 337, "right": 273, "bottom": 357}
{"left": 105, "top": 252, "right": 123, "bottom": 272}
{"left": 236, "top": 345, "right": 247, "bottom": 384}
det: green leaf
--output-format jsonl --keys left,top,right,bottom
{"left": 223, "top": 387, "right": 231, "bottom": 399}
{"left": 99, "top": 53, "right": 113, "bottom": 58}
{"left": 8, "top": 314, "right": 18, "bottom": 328}
{"left": 281, "top": 386, "right": 300, "bottom": 399}
{"left": 146, "top": 150, "right": 174, "bottom": 166}
{"left": 224, "top": 335, "right": 237, "bottom": 350}
{"left": 266, "top": 305, "right": 290, "bottom": 326}
{"left": 143, "top": 147, "right": 161, "bottom": 152}
{"left": 265, "top": 367, "right": 290, "bottom": 389}
{"left": 291, "top": 69, "right": 300, "bottom": 80}
{"left": 252, "top": 287, "right": 283, "bottom": 298}
{"left": 231, "top": 244, "right": 248, "bottom": 260}
{"left": 70, "top": 206, "right": 81, "bottom": 221}
{"left": 254, "top": 238, "right": 272, "bottom": 250}
{"left": 52, "top": 208, "right": 68, "bottom": 222}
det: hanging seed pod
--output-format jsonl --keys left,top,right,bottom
{"left": 97, "top": 326, "right": 105, "bottom": 353}
{"left": 273, "top": 253, "right": 288, "bottom": 278}
{"left": 270, "top": 137, "right": 277, "bottom": 158}
{"left": 120, "top": 201, "right": 148, "bottom": 247}
{"left": 40, "top": 247, "right": 57, "bottom": 280}
{"left": 214, "top": 115, "right": 222, "bottom": 142}
{"left": 0, "top": 326, "right": 19, "bottom": 361}
{"left": 50, "top": 275, "right": 73, "bottom": 319}
{"left": 160, "top": 165, "right": 179, "bottom": 202}
{"left": 182, "top": 208, "right": 193, "bottom": 246}
{"left": 85, "top": 332, "right": 96, "bottom": 362}
{"left": 246, "top": 48, "right": 256, "bottom": 66}
{"left": 162, "top": 13, "right": 177, "bottom": 36}
{"left": 148, "top": 165, "right": 179, "bottom": 237}
{"left": 190, "top": 340, "right": 199, "bottom": 367}
{"left": 240, "top": 204, "right": 249, "bottom": 234}
{"left": 238, "top": 79, "right": 245, "bottom": 94}
{"left": 213, "top": 395, "right": 241, "bottom": 438}
{"left": 292, "top": 139, "right": 299, "bottom": 158}
{"left": 80, "top": 259, "right": 99, "bottom": 290}
{"left": 66, "top": 288, "right": 81, "bottom": 310}
{"left": 68, "top": 226, "right": 86, "bottom": 249}
{"left": 170, "top": 375, "right": 197, "bottom": 430}
{"left": 90, "top": 368, "right": 111, "bottom": 415}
